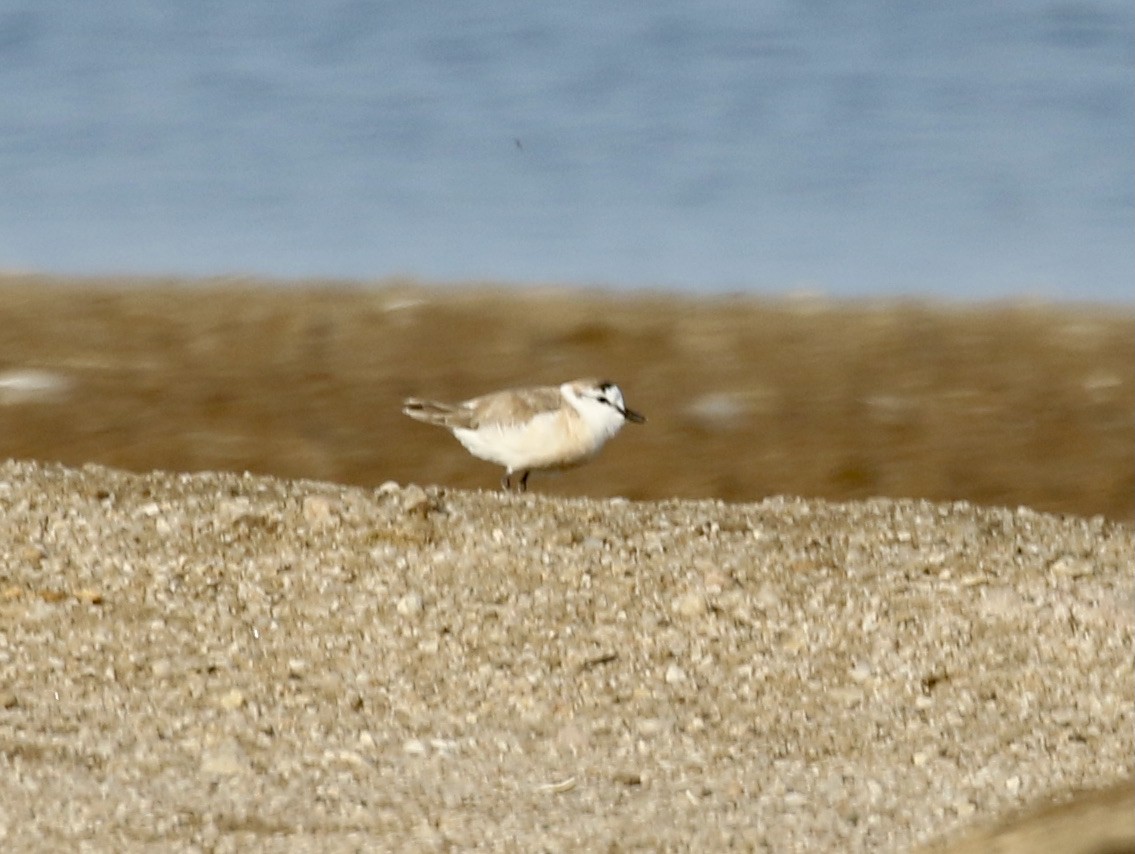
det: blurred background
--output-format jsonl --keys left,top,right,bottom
{"left": 0, "top": 0, "right": 1131, "bottom": 301}
{"left": 0, "top": 2, "right": 1131, "bottom": 520}
{"left": 1, "top": 279, "right": 1132, "bottom": 521}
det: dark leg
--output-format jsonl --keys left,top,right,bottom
{"left": 501, "top": 470, "right": 530, "bottom": 493}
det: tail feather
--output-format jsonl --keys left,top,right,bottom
{"left": 402, "top": 398, "right": 471, "bottom": 429}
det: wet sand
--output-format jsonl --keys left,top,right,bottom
{"left": 0, "top": 274, "right": 1131, "bottom": 520}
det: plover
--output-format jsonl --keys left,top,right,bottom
{"left": 402, "top": 378, "right": 645, "bottom": 492}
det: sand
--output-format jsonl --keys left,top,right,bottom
{"left": 0, "top": 459, "right": 1131, "bottom": 851}
{"left": 0, "top": 276, "right": 1132, "bottom": 851}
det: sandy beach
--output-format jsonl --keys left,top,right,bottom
{"left": 0, "top": 275, "right": 1132, "bottom": 851}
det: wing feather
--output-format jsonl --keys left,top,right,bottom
{"left": 465, "top": 385, "right": 564, "bottom": 429}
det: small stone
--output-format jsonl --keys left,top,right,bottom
{"left": 702, "top": 568, "right": 731, "bottom": 591}
{"left": 1049, "top": 556, "right": 1094, "bottom": 578}
{"left": 673, "top": 591, "right": 708, "bottom": 618}
{"left": 665, "top": 664, "right": 687, "bottom": 685}
{"left": 217, "top": 688, "right": 245, "bottom": 711}
{"left": 979, "top": 586, "right": 1020, "bottom": 618}
{"left": 200, "top": 742, "right": 247, "bottom": 776}
{"left": 396, "top": 592, "right": 423, "bottom": 616}
{"left": 754, "top": 584, "right": 781, "bottom": 609}
{"left": 302, "top": 495, "right": 336, "bottom": 527}
{"left": 636, "top": 718, "right": 666, "bottom": 737}
{"left": 401, "top": 484, "right": 430, "bottom": 514}
{"left": 782, "top": 629, "right": 807, "bottom": 653}
{"left": 17, "top": 546, "right": 42, "bottom": 565}
{"left": 403, "top": 739, "right": 427, "bottom": 756}
{"left": 849, "top": 661, "right": 872, "bottom": 683}
{"left": 326, "top": 748, "right": 368, "bottom": 769}
{"left": 830, "top": 686, "right": 864, "bottom": 705}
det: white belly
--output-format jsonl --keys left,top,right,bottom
{"left": 452, "top": 411, "right": 604, "bottom": 472}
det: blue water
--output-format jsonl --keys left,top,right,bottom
{"left": 1, "top": 0, "right": 1131, "bottom": 302}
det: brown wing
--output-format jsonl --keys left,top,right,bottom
{"left": 464, "top": 385, "right": 564, "bottom": 429}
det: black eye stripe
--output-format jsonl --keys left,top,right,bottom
{"left": 590, "top": 383, "right": 623, "bottom": 411}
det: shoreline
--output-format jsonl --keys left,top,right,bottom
{"left": 4, "top": 270, "right": 1134, "bottom": 309}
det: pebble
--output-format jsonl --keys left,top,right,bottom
{"left": 302, "top": 495, "right": 337, "bottom": 527}
{"left": 401, "top": 484, "right": 430, "bottom": 513}
{"left": 672, "top": 590, "right": 708, "bottom": 618}
{"left": 217, "top": 688, "right": 245, "bottom": 711}
{"left": 403, "top": 739, "right": 428, "bottom": 756}
{"left": 200, "top": 742, "right": 248, "bottom": 776}
{"left": 1049, "top": 555, "right": 1094, "bottom": 578}
{"left": 396, "top": 592, "right": 424, "bottom": 616}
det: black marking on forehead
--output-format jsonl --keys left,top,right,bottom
{"left": 598, "top": 380, "right": 615, "bottom": 391}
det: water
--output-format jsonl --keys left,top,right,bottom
{"left": 1, "top": 0, "right": 1131, "bottom": 302}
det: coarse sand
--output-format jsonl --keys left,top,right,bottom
{"left": 0, "top": 459, "right": 1130, "bottom": 852}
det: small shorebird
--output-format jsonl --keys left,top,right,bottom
{"left": 402, "top": 378, "right": 645, "bottom": 492}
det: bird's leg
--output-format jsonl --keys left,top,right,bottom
{"left": 500, "top": 470, "right": 530, "bottom": 493}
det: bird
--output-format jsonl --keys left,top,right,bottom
{"left": 402, "top": 378, "right": 645, "bottom": 492}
